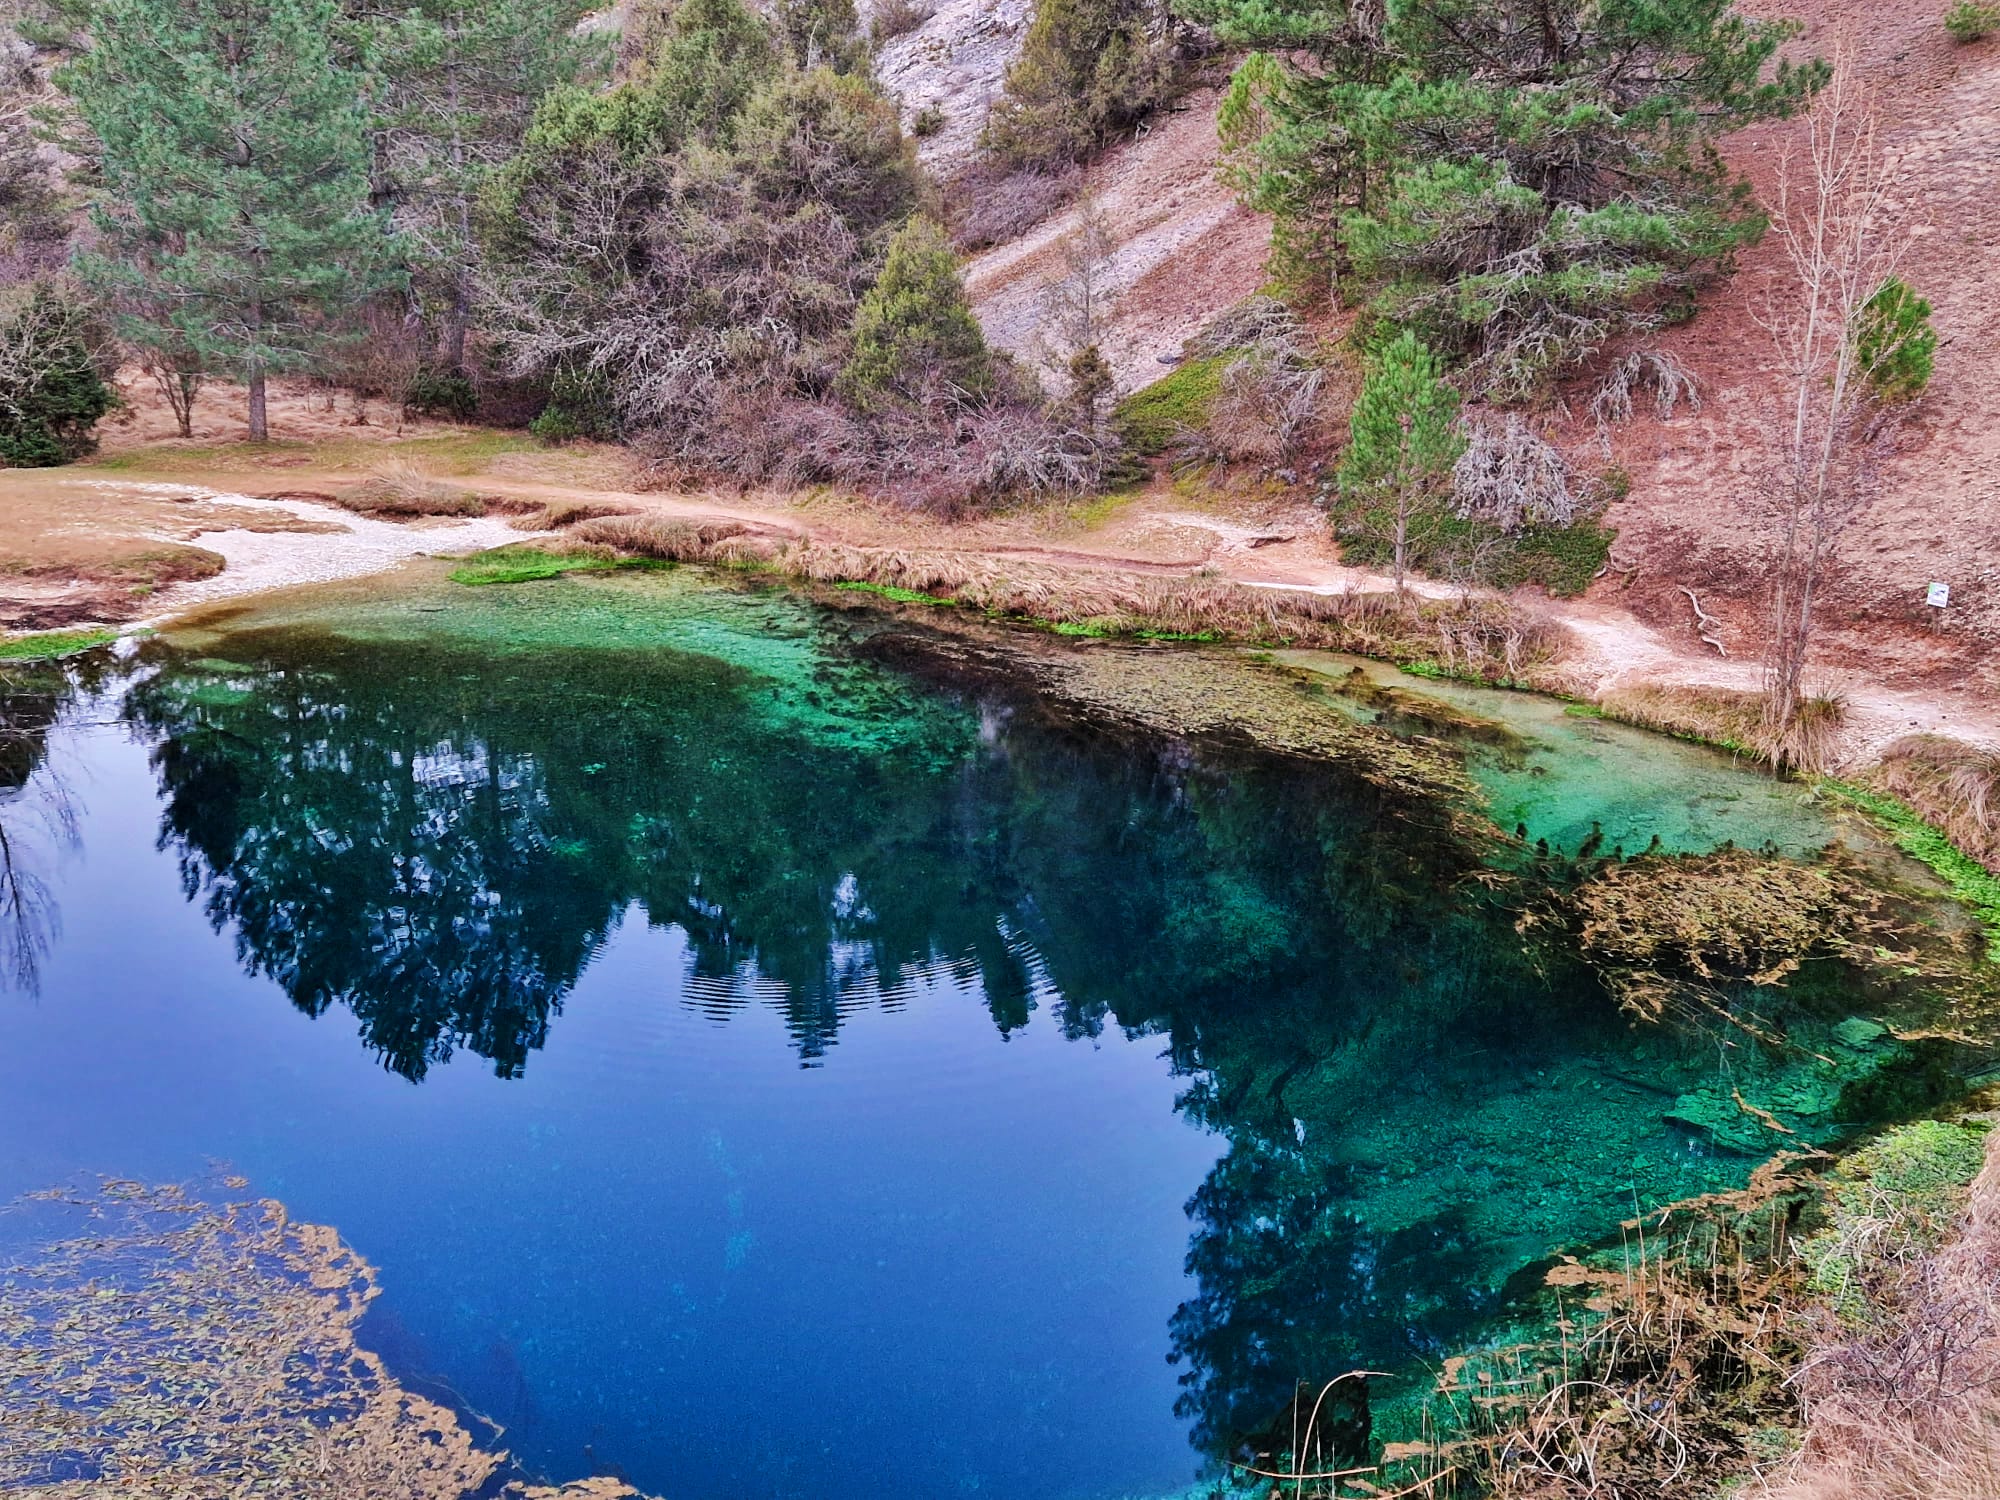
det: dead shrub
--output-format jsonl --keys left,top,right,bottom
{"left": 1867, "top": 735, "right": 2000, "bottom": 872}
{"left": 1589, "top": 349, "right": 1702, "bottom": 431}
{"left": 1452, "top": 415, "right": 1596, "bottom": 530}
{"left": 1759, "top": 1128, "right": 2000, "bottom": 1500}
{"left": 946, "top": 162, "right": 1083, "bottom": 253}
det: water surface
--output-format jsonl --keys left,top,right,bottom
{"left": 0, "top": 568, "right": 1971, "bottom": 1498}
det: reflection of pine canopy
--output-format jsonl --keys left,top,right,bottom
{"left": 101, "top": 594, "right": 1968, "bottom": 1464}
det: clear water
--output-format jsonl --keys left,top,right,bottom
{"left": 0, "top": 569, "right": 1970, "bottom": 1499}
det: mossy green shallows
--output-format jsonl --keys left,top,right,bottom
{"left": 448, "top": 547, "right": 670, "bottom": 587}
{"left": 832, "top": 579, "right": 957, "bottom": 606}
{"left": 1824, "top": 780, "right": 2000, "bottom": 962}
{"left": 0, "top": 626, "right": 119, "bottom": 661}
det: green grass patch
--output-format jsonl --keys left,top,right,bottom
{"left": 1113, "top": 356, "right": 1227, "bottom": 457}
{"left": 448, "top": 547, "right": 667, "bottom": 587}
{"left": 831, "top": 580, "right": 957, "bottom": 606}
{"left": 0, "top": 626, "right": 119, "bottom": 661}
{"left": 1823, "top": 779, "right": 2000, "bottom": 961}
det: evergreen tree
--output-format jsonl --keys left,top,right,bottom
{"left": 1335, "top": 331, "right": 1463, "bottom": 591}
{"left": 983, "top": 0, "right": 1177, "bottom": 167}
{"left": 841, "top": 216, "right": 991, "bottom": 409}
{"left": 371, "top": 0, "right": 602, "bottom": 375}
{"left": 60, "top": 0, "right": 394, "bottom": 439}
{"left": 1197, "top": 0, "right": 1824, "bottom": 399}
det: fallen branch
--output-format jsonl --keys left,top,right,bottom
{"left": 1680, "top": 586, "right": 1728, "bottom": 656}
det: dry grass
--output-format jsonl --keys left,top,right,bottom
{"left": 1866, "top": 735, "right": 2000, "bottom": 873}
{"left": 1594, "top": 682, "right": 1847, "bottom": 774}
{"left": 1756, "top": 1128, "right": 2000, "bottom": 1500}
{"left": 505, "top": 497, "right": 641, "bottom": 532}
{"left": 333, "top": 460, "right": 520, "bottom": 520}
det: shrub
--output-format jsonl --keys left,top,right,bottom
{"left": 774, "top": 0, "right": 867, "bottom": 72}
{"left": 841, "top": 216, "right": 993, "bottom": 409}
{"left": 0, "top": 285, "right": 114, "bottom": 467}
{"left": 1946, "top": 0, "right": 1999, "bottom": 41}
{"left": 981, "top": 0, "right": 1176, "bottom": 168}
{"left": 1854, "top": 277, "right": 1936, "bottom": 402}
{"left": 909, "top": 104, "right": 944, "bottom": 137}
{"left": 947, "top": 161, "right": 1082, "bottom": 251}
{"left": 528, "top": 366, "right": 618, "bottom": 444}
{"left": 401, "top": 364, "right": 478, "bottom": 421}
{"left": 868, "top": 0, "right": 934, "bottom": 43}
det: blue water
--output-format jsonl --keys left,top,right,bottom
{"left": 0, "top": 570, "right": 1966, "bottom": 1498}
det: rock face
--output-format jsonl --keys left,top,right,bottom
{"left": 867, "top": 0, "right": 1035, "bottom": 169}
{"left": 862, "top": 0, "right": 1272, "bottom": 394}
{"left": 960, "top": 87, "right": 1271, "bottom": 391}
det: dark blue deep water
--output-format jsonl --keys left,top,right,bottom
{"left": 0, "top": 570, "right": 1966, "bottom": 1499}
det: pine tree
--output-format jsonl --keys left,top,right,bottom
{"left": 1196, "top": 0, "right": 1824, "bottom": 399}
{"left": 1335, "top": 331, "right": 1463, "bottom": 591}
{"left": 60, "top": 0, "right": 394, "bottom": 439}
{"left": 840, "top": 216, "right": 991, "bottom": 410}
{"left": 372, "top": 0, "right": 602, "bottom": 375}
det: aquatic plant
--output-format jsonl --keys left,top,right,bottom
{"left": 0, "top": 1179, "right": 659, "bottom": 1499}
{"left": 1569, "top": 849, "right": 1869, "bottom": 1024}
{"left": 448, "top": 545, "right": 667, "bottom": 586}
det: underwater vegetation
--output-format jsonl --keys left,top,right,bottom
{"left": 0, "top": 1178, "right": 648, "bottom": 1499}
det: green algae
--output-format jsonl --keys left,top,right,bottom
{"left": 0, "top": 627, "right": 119, "bottom": 661}
{"left": 448, "top": 546, "right": 670, "bottom": 586}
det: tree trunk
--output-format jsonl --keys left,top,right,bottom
{"left": 1393, "top": 503, "right": 1408, "bottom": 594}
{"left": 247, "top": 361, "right": 268, "bottom": 441}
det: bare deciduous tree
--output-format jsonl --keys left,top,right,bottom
{"left": 1754, "top": 53, "right": 1917, "bottom": 765}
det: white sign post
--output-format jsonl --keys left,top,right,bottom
{"left": 1927, "top": 581, "right": 1950, "bottom": 610}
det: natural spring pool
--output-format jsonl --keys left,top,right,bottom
{"left": 0, "top": 567, "right": 1985, "bottom": 1498}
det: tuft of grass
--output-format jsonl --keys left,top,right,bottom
{"left": 1822, "top": 780, "right": 2000, "bottom": 962}
{"left": 1114, "top": 357, "right": 1227, "bottom": 457}
{"left": 1866, "top": 735, "right": 2000, "bottom": 872}
{"left": 0, "top": 626, "right": 119, "bottom": 661}
{"left": 447, "top": 546, "right": 667, "bottom": 587}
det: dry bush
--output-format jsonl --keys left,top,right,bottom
{"left": 1452, "top": 415, "right": 1595, "bottom": 530}
{"left": 334, "top": 460, "right": 490, "bottom": 519}
{"left": 1589, "top": 349, "right": 1702, "bottom": 431}
{"left": 1402, "top": 1160, "right": 1822, "bottom": 1500}
{"left": 1759, "top": 1130, "right": 2000, "bottom": 1500}
{"left": 947, "top": 162, "right": 1083, "bottom": 253}
{"left": 1171, "top": 295, "right": 1326, "bottom": 470}
{"left": 1866, "top": 736, "right": 2000, "bottom": 871}
{"left": 868, "top": 0, "right": 934, "bottom": 43}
